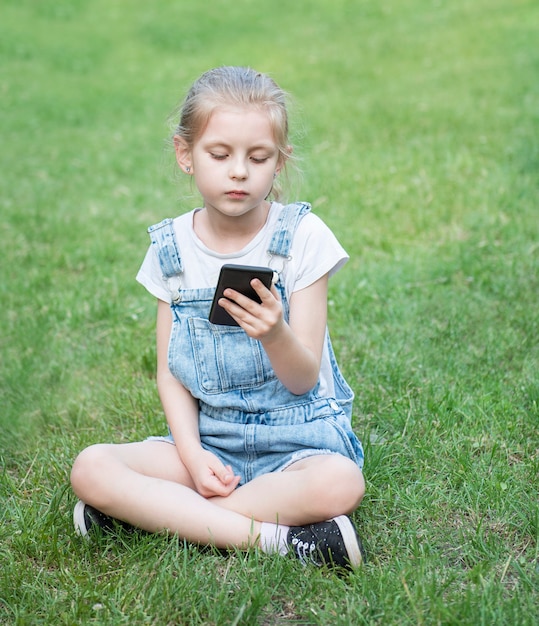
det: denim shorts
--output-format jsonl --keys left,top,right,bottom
{"left": 147, "top": 398, "right": 364, "bottom": 486}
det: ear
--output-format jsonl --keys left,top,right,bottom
{"left": 174, "top": 135, "right": 193, "bottom": 174}
{"left": 276, "top": 144, "right": 293, "bottom": 174}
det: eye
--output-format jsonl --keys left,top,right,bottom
{"left": 250, "top": 156, "right": 270, "bottom": 164}
{"left": 210, "top": 152, "right": 228, "bottom": 160}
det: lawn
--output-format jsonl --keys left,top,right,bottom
{"left": 1, "top": 0, "right": 538, "bottom": 624}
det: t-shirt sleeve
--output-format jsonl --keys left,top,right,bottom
{"left": 288, "top": 213, "right": 349, "bottom": 293}
{"left": 135, "top": 244, "right": 172, "bottom": 303}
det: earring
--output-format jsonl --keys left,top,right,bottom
{"left": 273, "top": 172, "right": 278, "bottom": 179}
{"left": 185, "top": 166, "right": 191, "bottom": 173}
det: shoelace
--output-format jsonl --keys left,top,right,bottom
{"left": 291, "top": 537, "right": 318, "bottom": 565}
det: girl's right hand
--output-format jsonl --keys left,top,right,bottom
{"left": 186, "top": 449, "right": 241, "bottom": 498}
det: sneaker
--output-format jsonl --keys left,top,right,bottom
{"left": 287, "top": 515, "right": 365, "bottom": 569}
{"left": 73, "top": 500, "right": 132, "bottom": 537}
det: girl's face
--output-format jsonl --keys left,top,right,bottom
{"left": 176, "top": 106, "right": 282, "bottom": 220}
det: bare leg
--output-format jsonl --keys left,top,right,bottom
{"left": 71, "top": 441, "right": 260, "bottom": 548}
{"left": 210, "top": 454, "right": 364, "bottom": 526}
{"left": 70, "top": 441, "right": 364, "bottom": 548}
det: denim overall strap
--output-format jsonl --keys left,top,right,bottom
{"left": 147, "top": 218, "right": 183, "bottom": 302}
{"left": 147, "top": 218, "right": 183, "bottom": 277}
{"left": 267, "top": 202, "right": 311, "bottom": 258}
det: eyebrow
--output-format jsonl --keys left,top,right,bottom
{"left": 203, "top": 140, "right": 277, "bottom": 152}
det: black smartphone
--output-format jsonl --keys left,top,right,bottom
{"left": 209, "top": 264, "right": 274, "bottom": 326}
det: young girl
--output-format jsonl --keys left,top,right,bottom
{"left": 71, "top": 66, "right": 366, "bottom": 569}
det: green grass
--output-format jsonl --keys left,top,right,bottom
{"left": 1, "top": 0, "right": 538, "bottom": 623}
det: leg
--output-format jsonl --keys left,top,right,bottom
{"left": 70, "top": 441, "right": 261, "bottom": 548}
{"left": 71, "top": 445, "right": 366, "bottom": 568}
{"left": 210, "top": 453, "right": 365, "bottom": 526}
{"left": 209, "top": 454, "right": 366, "bottom": 569}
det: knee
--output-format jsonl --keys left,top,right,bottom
{"left": 312, "top": 455, "right": 365, "bottom": 517}
{"left": 70, "top": 443, "right": 114, "bottom": 502}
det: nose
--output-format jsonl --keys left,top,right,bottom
{"left": 229, "top": 157, "right": 248, "bottom": 180}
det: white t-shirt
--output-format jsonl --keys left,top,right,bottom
{"left": 136, "top": 202, "right": 348, "bottom": 301}
{"left": 136, "top": 202, "right": 349, "bottom": 397}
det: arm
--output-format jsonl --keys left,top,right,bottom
{"left": 218, "top": 274, "right": 328, "bottom": 395}
{"left": 156, "top": 299, "right": 200, "bottom": 457}
{"left": 156, "top": 299, "right": 240, "bottom": 496}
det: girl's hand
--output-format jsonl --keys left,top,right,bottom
{"left": 186, "top": 449, "right": 241, "bottom": 498}
{"left": 218, "top": 280, "right": 284, "bottom": 340}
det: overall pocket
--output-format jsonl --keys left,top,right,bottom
{"left": 188, "top": 318, "right": 275, "bottom": 394}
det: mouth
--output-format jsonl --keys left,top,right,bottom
{"left": 226, "top": 190, "right": 248, "bottom": 199}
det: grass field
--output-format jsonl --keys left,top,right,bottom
{"left": 1, "top": 0, "right": 538, "bottom": 623}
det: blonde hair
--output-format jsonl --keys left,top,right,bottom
{"left": 173, "top": 67, "right": 294, "bottom": 199}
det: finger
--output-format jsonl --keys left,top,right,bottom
{"left": 204, "top": 473, "right": 241, "bottom": 497}
{"left": 269, "top": 283, "right": 281, "bottom": 301}
{"left": 206, "top": 458, "right": 239, "bottom": 486}
{"left": 250, "top": 278, "right": 273, "bottom": 302}
{"left": 218, "top": 464, "right": 240, "bottom": 486}
{"left": 226, "top": 474, "right": 241, "bottom": 491}
{"left": 219, "top": 464, "right": 233, "bottom": 484}
{"left": 218, "top": 297, "right": 246, "bottom": 323}
{"left": 221, "top": 288, "right": 258, "bottom": 310}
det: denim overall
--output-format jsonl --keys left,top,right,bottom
{"left": 147, "top": 202, "right": 364, "bottom": 484}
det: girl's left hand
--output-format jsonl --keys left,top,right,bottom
{"left": 218, "top": 280, "right": 284, "bottom": 340}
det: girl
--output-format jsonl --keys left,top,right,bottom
{"left": 71, "top": 66, "right": 366, "bottom": 569}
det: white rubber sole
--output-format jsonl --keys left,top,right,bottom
{"left": 332, "top": 515, "right": 363, "bottom": 568}
{"left": 73, "top": 500, "right": 89, "bottom": 537}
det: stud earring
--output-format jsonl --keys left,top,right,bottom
{"left": 185, "top": 166, "right": 191, "bottom": 173}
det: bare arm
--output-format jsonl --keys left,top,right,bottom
{"left": 218, "top": 274, "right": 328, "bottom": 395}
{"left": 156, "top": 299, "right": 240, "bottom": 495}
{"left": 156, "top": 299, "right": 200, "bottom": 455}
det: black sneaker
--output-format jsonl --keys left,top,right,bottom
{"left": 73, "top": 500, "right": 132, "bottom": 537}
{"left": 287, "top": 515, "right": 365, "bottom": 570}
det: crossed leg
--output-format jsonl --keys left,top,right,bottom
{"left": 70, "top": 440, "right": 364, "bottom": 549}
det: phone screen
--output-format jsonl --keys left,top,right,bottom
{"left": 209, "top": 264, "right": 274, "bottom": 326}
